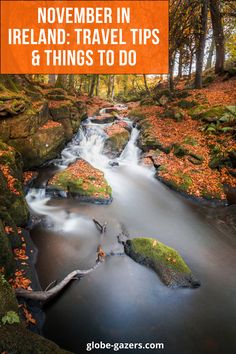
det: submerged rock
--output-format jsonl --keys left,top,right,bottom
{"left": 125, "top": 238, "right": 200, "bottom": 288}
{"left": 47, "top": 159, "right": 112, "bottom": 204}
{"left": 109, "top": 161, "right": 119, "bottom": 167}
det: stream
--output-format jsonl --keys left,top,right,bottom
{"left": 26, "top": 107, "right": 236, "bottom": 354}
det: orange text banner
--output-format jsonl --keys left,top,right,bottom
{"left": 0, "top": 0, "right": 168, "bottom": 74}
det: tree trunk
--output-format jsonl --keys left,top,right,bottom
{"left": 178, "top": 51, "right": 183, "bottom": 79}
{"left": 143, "top": 74, "right": 150, "bottom": 94}
{"left": 107, "top": 75, "right": 115, "bottom": 99}
{"left": 107, "top": 75, "right": 112, "bottom": 98}
{"left": 79, "top": 76, "right": 84, "bottom": 91}
{"left": 210, "top": 0, "right": 225, "bottom": 74}
{"left": 68, "top": 74, "right": 75, "bottom": 91}
{"left": 55, "top": 74, "right": 68, "bottom": 89}
{"left": 111, "top": 75, "right": 115, "bottom": 100}
{"left": 122, "top": 75, "right": 128, "bottom": 96}
{"left": 48, "top": 74, "right": 56, "bottom": 85}
{"left": 206, "top": 38, "right": 215, "bottom": 70}
{"left": 169, "top": 53, "right": 175, "bottom": 91}
{"left": 189, "top": 51, "right": 193, "bottom": 78}
{"left": 89, "top": 75, "right": 97, "bottom": 97}
{"left": 194, "top": 0, "right": 208, "bottom": 89}
{"left": 95, "top": 75, "right": 100, "bottom": 96}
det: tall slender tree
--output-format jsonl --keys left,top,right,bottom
{"left": 209, "top": 0, "right": 225, "bottom": 73}
{"left": 89, "top": 75, "right": 97, "bottom": 97}
{"left": 194, "top": 0, "right": 208, "bottom": 89}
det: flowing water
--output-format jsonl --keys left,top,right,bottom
{"left": 27, "top": 108, "right": 236, "bottom": 354}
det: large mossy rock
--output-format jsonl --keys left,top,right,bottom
{"left": 0, "top": 142, "right": 29, "bottom": 225}
{"left": 138, "top": 130, "right": 172, "bottom": 153}
{"left": 125, "top": 238, "right": 200, "bottom": 288}
{"left": 104, "top": 123, "right": 130, "bottom": 157}
{"left": 49, "top": 99, "right": 87, "bottom": 141}
{"left": 0, "top": 222, "right": 15, "bottom": 278}
{"left": 190, "top": 105, "right": 236, "bottom": 123}
{"left": 0, "top": 102, "right": 48, "bottom": 139}
{"left": 9, "top": 121, "right": 66, "bottom": 169}
{"left": 0, "top": 276, "right": 71, "bottom": 354}
{"left": 47, "top": 159, "right": 112, "bottom": 204}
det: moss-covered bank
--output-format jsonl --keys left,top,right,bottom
{"left": 0, "top": 275, "right": 72, "bottom": 354}
{"left": 0, "top": 75, "right": 87, "bottom": 169}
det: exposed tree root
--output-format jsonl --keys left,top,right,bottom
{"left": 15, "top": 219, "right": 126, "bottom": 303}
{"left": 15, "top": 260, "right": 102, "bottom": 302}
{"left": 93, "top": 218, "right": 107, "bottom": 233}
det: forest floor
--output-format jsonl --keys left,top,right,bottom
{"left": 128, "top": 77, "right": 236, "bottom": 203}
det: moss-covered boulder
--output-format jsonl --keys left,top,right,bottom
{"left": 0, "top": 275, "right": 19, "bottom": 318}
{"left": 7, "top": 102, "right": 49, "bottom": 139}
{"left": 47, "top": 159, "right": 112, "bottom": 204}
{"left": 0, "top": 101, "right": 47, "bottom": 140}
{"left": 0, "top": 275, "right": 71, "bottom": 354}
{"left": 188, "top": 105, "right": 207, "bottom": 119}
{"left": 125, "top": 238, "right": 200, "bottom": 288}
{"left": 9, "top": 121, "right": 66, "bottom": 169}
{"left": 199, "top": 106, "right": 229, "bottom": 122}
{"left": 0, "top": 142, "right": 29, "bottom": 225}
{"left": 49, "top": 98, "right": 87, "bottom": 141}
{"left": 0, "top": 222, "right": 15, "bottom": 278}
{"left": 104, "top": 123, "right": 130, "bottom": 157}
{"left": 138, "top": 130, "right": 172, "bottom": 153}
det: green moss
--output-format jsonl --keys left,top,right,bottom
{"left": 183, "top": 136, "right": 198, "bottom": 146}
{"left": 0, "top": 275, "right": 18, "bottom": 318}
{"left": 188, "top": 105, "right": 207, "bottom": 119}
{"left": 0, "top": 75, "right": 19, "bottom": 93}
{"left": 0, "top": 222, "right": 15, "bottom": 279}
{"left": 49, "top": 165, "right": 112, "bottom": 199}
{"left": 203, "top": 75, "right": 216, "bottom": 86}
{"left": 0, "top": 324, "right": 72, "bottom": 354}
{"left": 0, "top": 142, "right": 29, "bottom": 226}
{"left": 129, "top": 110, "right": 145, "bottom": 121}
{"left": 173, "top": 144, "right": 188, "bottom": 158}
{"left": 178, "top": 174, "right": 193, "bottom": 191}
{"left": 175, "top": 90, "right": 191, "bottom": 99}
{"left": 200, "top": 106, "right": 226, "bottom": 122}
{"left": 105, "top": 130, "right": 130, "bottom": 155}
{"left": 130, "top": 238, "right": 191, "bottom": 274}
{"left": 178, "top": 100, "right": 197, "bottom": 109}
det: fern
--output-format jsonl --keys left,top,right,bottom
{"left": 1, "top": 311, "right": 20, "bottom": 325}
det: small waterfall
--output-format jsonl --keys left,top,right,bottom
{"left": 26, "top": 107, "right": 154, "bottom": 230}
{"left": 118, "top": 127, "right": 140, "bottom": 165}
{"left": 77, "top": 125, "right": 109, "bottom": 170}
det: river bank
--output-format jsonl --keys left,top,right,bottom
{"left": 127, "top": 77, "right": 236, "bottom": 205}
